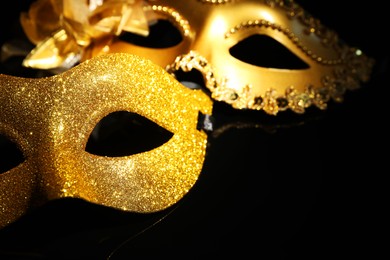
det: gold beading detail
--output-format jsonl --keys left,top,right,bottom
{"left": 197, "top": 0, "right": 232, "bottom": 4}
{"left": 150, "top": 5, "right": 191, "bottom": 36}
{"left": 225, "top": 19, "right": 342, "bottom": 65}
{"left": 166, "top": 50, "right": 374, "bottom": 115}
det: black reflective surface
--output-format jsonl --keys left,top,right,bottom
{"left": 0, "top": 1, "right": 388, "bottom": 259}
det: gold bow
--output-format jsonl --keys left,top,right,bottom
{"left": 20, "top": 0, "right": 150, "bottom": 70}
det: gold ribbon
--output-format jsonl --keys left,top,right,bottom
{"left": 20, "top": 0, "right": 150, "bottom": 70}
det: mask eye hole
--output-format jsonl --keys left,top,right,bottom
{"left": 0, "top": 134, "right": 25, "bottom": 174}
{"left": 85, "top": 111, "right": 174, "bottom": 157}
{"left": 229, "top": 34, "right": 309, "bottom": 69}
{"left": 174, "top": 68, "right": 211, "bottom": 93}
{"left": 118, "top": 19, "right": 182, "bottom": 48}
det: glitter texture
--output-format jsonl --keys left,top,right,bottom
{"left": 0, "top": 53, "right": 213, "bottom": 228}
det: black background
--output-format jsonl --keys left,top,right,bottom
{"left": 0, "top": 1, "right": 388, "bottom": 259}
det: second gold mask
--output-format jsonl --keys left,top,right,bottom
{"left": 86, "top": 0, "right": 375, "bottom": 115}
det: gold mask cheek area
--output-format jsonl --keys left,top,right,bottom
{"left": 0, "top": 53, "right": 213, "bottom": 229}
{"left": 86, "top": 0, "right": 374, "bottom": 115}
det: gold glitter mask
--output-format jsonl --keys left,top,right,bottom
{"left": 0, "top": 53, "right": 213, "bottom": 229}
{"left": 86, "top": 0, "right": 375, "bottom": 115}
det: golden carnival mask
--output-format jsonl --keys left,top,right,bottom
{"left": 87, "top": 0, "right": 375, "bottom": 115}
{"left": 20, "top": 0, "right": 375, "bottom": 115}
{"left": 0, "top": 53, "right": 213, "bottom": 229}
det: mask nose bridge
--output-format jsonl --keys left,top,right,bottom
{"left": 35, "top": 148, "right": 79, "bottom": 201}
{"left": 28, "top": 78, "right": 93, "bottom": 203}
